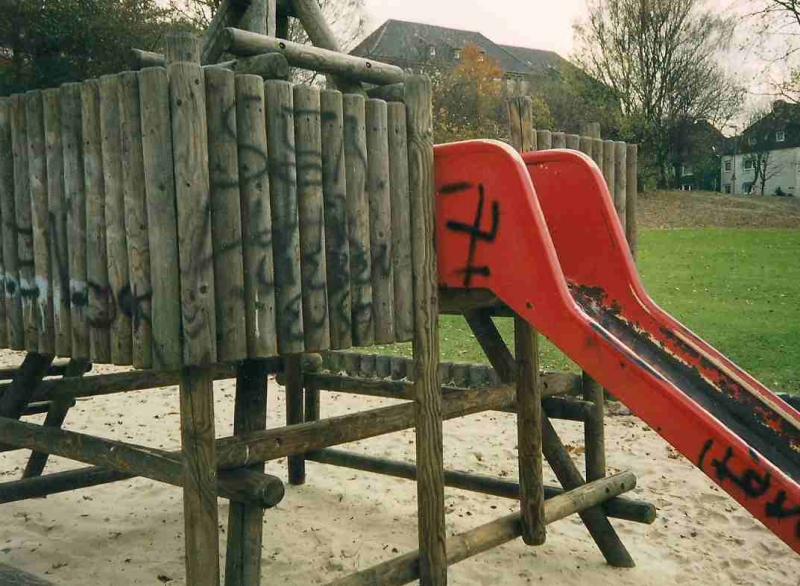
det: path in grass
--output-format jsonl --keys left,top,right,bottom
{"left": 374, "top": 228, "right": 800, "bottom": 395}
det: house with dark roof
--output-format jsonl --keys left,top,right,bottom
{"left": 720, "top": 101, "right": 800, "bottom": 196}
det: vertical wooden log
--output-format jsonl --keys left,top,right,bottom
{"left": 235, "top": 74, "right": 278, "bottom": 358}
{"left": 119, "top": 71, "right": 153, "bottom": 369}
{"left": 535, "top": 129, "right": 551, "bottom": 151}
{"left": 170, "top": 62, "right": 217, "bottom": 366}
{"left": 613, "top": 141, "right": 627, "bottom": 230}
{"left": 99, "top": 75, "right": 133, "bottom": 365}
{"left": 265, "top": 80, "right": 304, "bottom": 354}
{"left": 81, "top": 80, "right": 112, "bottom": 363}
{"left": 320, "top": 90, "right": 352, "bottom": 350}
{"left": 179, "top": 367, "right": 220, "bottom": 586}
{"left": 10, "top": 95, "right": 37, "bottom": 352}
{"left": 602, "top": 139, "right": 615, "bottom": 202}
{"left": 342, "top": 94, "right": 373, "bottom": 347}
{"left": 507, "top": 98, "right": 536, "bottom": 155}
{"left": 579, "top": 135, "right": 593, "bottom": 158}
{"left": 165, "top": 33, "right": 201, "bottom": 64}
{"left": 626, "top": 144, "right": 638, "bottom": 260}
{"left": 43, "top": 89, "right": 71, "bottom": 357}
{"left": 205, "top": 66, "right": 247, "bottom": 362}
{"left": 387, "top": 102, "right": 413, "bottom": 342}
{"left": 591, "top": 138, "right": 603, "bottom": 172}
{"left": 515, "top": 317, "right": 546, "bottom": 545}
{"left": 284, "top": 354, "right": 305, "bottom": 485}
{"left": 294, "top": 84, "right": 330, "bottom": 352}
{"left": 582, "top": 371, "right": 606, "bottom": 482}
{"left": 406, "top": 75, "right": 446, "bottom": 586}
{"left": 25, "top": 91, "right": 52, "bottom": 354}
{"left": 566, "top": 134, "right": 580, "bottom": 150}
{"left": 0, "top": 98, "right": 23, "bottom": 350}
{"left": 140, "top": 67, "right": 182, "bottom": 369}
{"left": 225, "top": 358, "right": 270, "bottom": 586}
{"left": 551, "top": 131, "right": 566, "bottom": 149}
{"left": 582, "top": 122, "right": 601, "bottom": 138}
{"left": 60, "top": 83, "right": 89, "bottom": 360}
{"left": 365, "top": 99, "right": 394, "bottom": 344}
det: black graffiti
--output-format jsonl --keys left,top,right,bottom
{"left": 444, "top": 183, "right": 500, "bottom": 288}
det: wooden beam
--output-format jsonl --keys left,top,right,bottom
{"left": 223, "top": 28, "right": 406, "bottom": 85}
{"left": 331, "top": 472, "right": 637, "bottom": 586}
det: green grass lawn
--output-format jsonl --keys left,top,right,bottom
{"left": 374, "top": 228, "right": 800, "bottom": 395}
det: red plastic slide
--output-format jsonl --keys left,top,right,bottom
{"left": 434, "top": 140, "right": 800, "bottom": 553}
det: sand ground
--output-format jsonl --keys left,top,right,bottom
{"left": 0, "top": 350, "right": 797, "bottom": 585}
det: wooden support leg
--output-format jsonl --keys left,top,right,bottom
{"left": 514, "top": 318, "right": 545, "bottom": 545}
{"left": 225, "top": 359, "right": 270, "bottom": 586}
{"left": 466, "top": 312, "right": 634, "bottom": 567}
{"left": 285, "top": 354, "right": 305, "bottom": 485}
{"left": 180, "top": 367, "right": 220, "bottom": 586}
{"left": 0, "top": 353, "right": 55, "bottom": 418}
{"left": 582, "top": 372, "right": 606, "bottom": 481}
{"left": 23, "top": 359, "right": 90, "bottom": 478}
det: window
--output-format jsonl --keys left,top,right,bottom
{"left": 428, "top": 46, "right": 436, "bottom": 58}
{"left": 453, "top": 48, "right": 462, "bottom": 60}
{"left": 681, "top": 164, "right": 693, "bottom": 177}
{"left": 776, "top": 130, "right": 786, "bottom": 142}
{"left": 724, "top": 184, "right": 731, "bottom": 194}
{"left": 744, "top": 158, "right": 754, "bottom": 170}
{"left": 724, "top": 159, "right": 732, "bottom": 171}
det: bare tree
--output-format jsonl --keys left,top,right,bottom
{"left": 748, "top": 1, "right": 800, "bottom": 101}
{"left": 574, "top": 0, "right": 743, "bottom": 187}
{"left": 748, "top": 149, "right": 783, "bottom": 194}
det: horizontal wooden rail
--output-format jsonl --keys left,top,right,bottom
{"left": 330, "top": 471, "right": 637, "bottom": 585}
{"left": 0, "top": 359, "right": 85, "bottom": 381}
{"left": 308, "top": 448, "right": 655, "bottom": 524}
{"left": 222, "top": 28, "right": 406, "bottom": 85}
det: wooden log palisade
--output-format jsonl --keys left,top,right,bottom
{"left": 0, "top": 4, "right": 651, "bottom": 584}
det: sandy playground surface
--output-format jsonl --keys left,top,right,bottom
{"left": 0, "top": 350, "right": 797, "bottom": 585}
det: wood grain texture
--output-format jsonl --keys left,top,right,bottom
{"left": 591, "top": 137, "right": 603, "bottom": 170}
{"left": 514, "top": 317, "right": 546, "bottom": 545}
{"left": 27, "top": 92, "right": 53, "bottom": 353}
{"left": 602, "top": 139, "right": 615, "bottom": 203}
{"left": 264, "top": 79, "right": 304, "bottom": 354}
{"left": 535, "top": 129, "right": 551, "bottom": 151}
{"left": 579, "top": 134, "right": 593, "bottom": 157}
{"left": 294, "top": 84, "right": 330, "bottom": 352}
{"left": 139, "top": 67, "right": 182, "bottom": 369}
{"left": 566, "top": 134, "right": 580, "bottom": 150}
{"left": 80, "top": 80, "right": 112, "bottom": 363}
{"left": 179, "top": 367, "right": 220, "bottom": 586}
{"left": 0, "top": 98, "right": 23, "bottom": 350}
{"left": 366, "top": 99, "right": 394, "bottom": 344}
{"left": 582, "top": 371, "right": 606, "bottom": 482}
{"left": 387, "top": 102, "right": 413, "bottom": 342}
{"left": 60, "top": 83, "right": 89, "bottom": 360}
{"left": 235, "top": 74, "right": 277, "bottom": 358}
{"left": 342, "top": 93, "right": 373, "bottom": 346}
{"left": 613, "top": 141, "right": 627, "bottom": 230}
{"left": 98, "top": 75, "right": 132, "bottom": 365}
{"left": 551, "top": 131, "right": 566, "bottom": 149}
{"left": 284, "top": 354, "right": 305, "bottom": 484}
{"left": 405, "top": 75, "right": 446, "bottom": 586}
{"left": 320, "top": 90, "right": 352, "bottom": 350}
{"left": 205, "top": 66, "right": 247, "bottom": 362}
{"left": 42, "top": 89, "right": 71, "bottom": 357}
{"left": 626, "top": 143, "right": 638, "bottom": 259}
{"left": 10, "top": 95, "right": 37, "bottom": 351}
{"left": 169, "top": 63, "right": 217, "bottom": 366}
{"left": 118, "top": 71, "right": 153, "bottom": 368}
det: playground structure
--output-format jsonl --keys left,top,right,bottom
{"left": 0, "top": 1, "right": 797, "bottom": 584}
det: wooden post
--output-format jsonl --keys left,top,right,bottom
{"left": 320, "top": 89, "right": 352, "bottom": 350}
{"left": 405, "top": 75, "right": 446, "bottom": 586}
{"left": 236, "top": 74, "right": 278, "bottom": 358}
{"left": 591, "top": 137, "right": 603, "bottom": 169}
{"left": 10, "top": 95, "right": 37, "bottom": 352}
{"left": 225, "top": 358, "right": 270, "bottom": 586}
{"left": 42, "top": 89, "right": 71, "bottom": 358}
{"left": 0, "top": 353, "right": 54, "bottom": 420}
{"left": 582, "top": 122, "right": 601, "bottom": 138}
{"left": 578, "top": 134, "right": 593, "bottom": 158}
{"left": 602, "top": 139, "right": 615, "bottom": 198}
{"left": 294, "top": 84, "right": 330, "bottom": 352}
{"left": 582, "top": 372, "right": 606, "bottom": 482}
{"left": 81, "top": 80, "right": 112, "bottom": 363}
{"left": 285, "top": 354, "right": 305, "bottom": 485}
{"left": 25, "top": 91, "right": 53, "bottom": 355}
{"left": 139, "top": 67, "right": 182, "bottom": 369}
{"left": 551, "top": 131, "right": 566, "bottom": 149}
{"left": 0, "top": 98, "right": 24, "bottom": 350}
{"left": 566, "top": 134, "right": 580, "bottom": 150}
{"left": 119, "top": 71, "right": 154, "bottom": 369}
{"left": 626, "top": 144, "right": 638, "bottom": 260}
{"left": 165, "top": 33, "right": 201, "bottom": 64}
{"left": 507, "top": 97, "right": 536, "bottom": 154}
{"left": 265, "top": 79, "right": 304, "bottom": 354}
{"left": 205, "top": 66, "right": 247, "bottom": 362}
{"left": 99, "top": 74, "right": 133, "bottom": 365}
{"left": 536, "top": 129, "right": 552, "bottom": 150}
{"left": 388, "top": 102, "right": 414, "bottom": 342}
{"left": 613, "top": 141, "right": 627, "bottom": 230}
{"left": 343, "top": 93, "right": 373, "bottom": 346}
{"left": 60, "top": 84, "right": 89, "bottom": 359}
{"left": 366, "top": 99, "right": 394, "bottom": 343}
{"left": 514, "top": 318, "right": 546, "bottom": 545}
